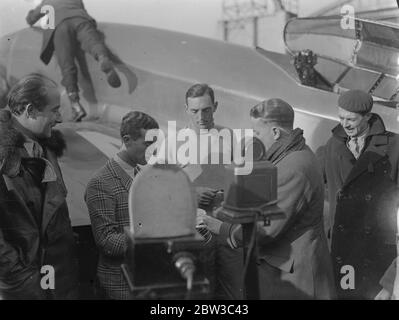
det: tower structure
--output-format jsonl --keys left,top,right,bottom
{"left": 220, "top": 0, "right": 280, "bottom": 47}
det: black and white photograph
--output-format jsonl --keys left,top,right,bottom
{"left": 0, "top": 0, "right": 398, "bottom": 306}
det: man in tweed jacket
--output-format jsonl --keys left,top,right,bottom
{"left": 85, "top": 111, "right": 159, "bottom": 299}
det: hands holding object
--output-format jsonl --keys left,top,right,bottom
{"left": 195, "top": 189, "right": 225, "bottom": 241}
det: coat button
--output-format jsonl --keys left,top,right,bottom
{"left": 336, "top": 256, "right": 343, "bottom": 264}
{"left": 337, "top": 224, "right": 345, "bottom": 232}
{"left": 365, "top": 194, "right": 372, "bottom": 201}
{"left": 364, "top": 226, "right": 371, "bottom": 235}
{"left": 27, "top": 201, "right": 35, "bottom": 208}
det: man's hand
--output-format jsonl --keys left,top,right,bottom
{"left": 196, "top": 187, "right": 217, "bottom": 208}
{"left": 26, "top": 10, "right": 37, "bottom": 26}
{"left": 25, "top": 9, "right": 46, "bottom": 27}
{"left": 374, "top": 288, "right": 391, "bottom": 300}
{"left": 199, "top": 215, "right": 223, "bottom": 235}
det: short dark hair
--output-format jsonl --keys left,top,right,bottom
{"left": 7, "top": 73, "right": 57, "bottom": 116}
{"left": 250, "top": 98, "right": 294, "bottom": 129}
{"left": 120, "top": 111, "right": 159, "bottom": 140}
{"left": 185, "top": 83, "right": 215, "bottom": 105}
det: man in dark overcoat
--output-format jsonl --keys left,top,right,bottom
{"left": 0, "top": 73, "right": 79, "bottom": 299}
{"left": 201, "top": 98, "right": 335, "bottom": 299}
{"left": 317, "top": 89, "right": 399, "bottom": 299}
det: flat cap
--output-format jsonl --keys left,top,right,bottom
{"left": 338, "top": 89, "right": 373, "bottom": 114}
{"left": 250, "top": 98, "right": 294, "bottom": 125}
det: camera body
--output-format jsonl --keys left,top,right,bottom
{"left": 123, "top": 229, "right": 211, "bottom": 299}
{"left": 223, "top": 161, "right": 277, "bottom": 211}
{"left": 216, "top": 136, "right": 282, "bottom": 224}
{"left": 122, "top": 164, "right": 212, "bottom": 299}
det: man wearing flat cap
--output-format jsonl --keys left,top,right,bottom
{"left": 317, "top": 89, "right": 399, "bottom": 299}
{"left": 201, "top": 98, "right": 335, "bottom": 299}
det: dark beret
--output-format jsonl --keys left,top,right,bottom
{"left": 338, "top": 90, "right": 373, "bottom": 114}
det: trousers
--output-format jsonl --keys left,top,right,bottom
{"left": 53, "top": 17, "right": 109, "bottom": 95}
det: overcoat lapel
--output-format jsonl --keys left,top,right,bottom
{"left": 41, "top": 150, "right": 67, "bottom": 236}
{"left": 343, "top": 135, "right": 388, "bottom": 188}
{"left": 2, "top": 174, "right": 38, "bottom": 227}
{"left": 335, "top": 139, "right": 355, "bottom": 185}
{"left": 108, "top": 159, "right": 133, "bottom": 192}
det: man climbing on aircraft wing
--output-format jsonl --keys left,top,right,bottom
{"left": 25, "top": 0, "right": 121, "bottom": 122}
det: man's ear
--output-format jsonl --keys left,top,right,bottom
{"left": 25, "top": 103, "right": 36, "bottom": 119}
{"left": 185, "top": 103, "right": 189, "bottom": 113}
{"left": 122, "top": 135, "right": 131, "bottom": 145}
{"left": 272, "top": 127, "right": 281, "bottom": 140}
{"left": 213, "top": 101, "right": 218, "bottom": 113}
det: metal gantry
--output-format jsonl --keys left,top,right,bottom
{"left": 220, "top": 0, "right": 283, "bottom": 47}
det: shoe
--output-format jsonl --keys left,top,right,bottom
{"left": 71, "top": 101, "right": 87, "bottom": 122}
{"left": 99, "top": 55, "right": 121, "bottom": 88}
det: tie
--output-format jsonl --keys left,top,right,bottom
{"left": 133, "top": 165, "right": 141, "bottom": 177}
{"left": 32, "top": 142, "right": 43, "bottom": 158}
{"left": 351, "top": 137, "right": 360, "bottom": 159}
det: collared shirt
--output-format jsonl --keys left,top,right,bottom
{"left": 11, "top": 116, "right": 57, "bottom": 183}
{"left": 23, "top": 137, "right": 57, "bottom": 183}
{"left": 113, "top": 154, "right": 141, "bottom": 179}
{"left": 346, "top": 126, "right": 370, "bottom": 159}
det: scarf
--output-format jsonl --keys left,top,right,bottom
{"left": 265, "top": 128, "right": 306, "bottom": 165}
